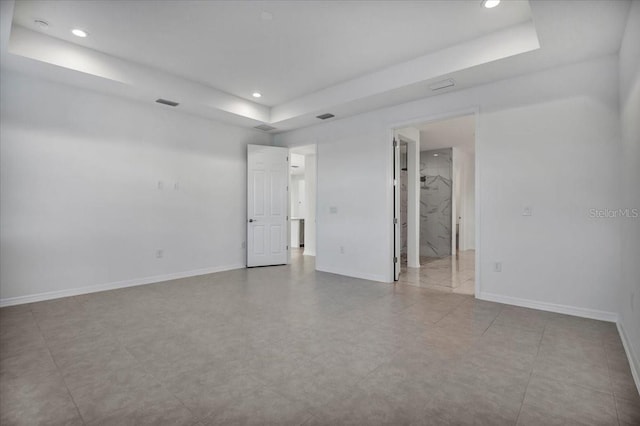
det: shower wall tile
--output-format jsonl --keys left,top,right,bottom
{"left": 420, "top": 148, "right": 452, "bottom": 257}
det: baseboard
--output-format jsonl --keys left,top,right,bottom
{"left": 303, "top": 250, "right": 316, "bottom": 256}
{"left": 0, "top": 264, "right": 245, "bottom": 308}
{"left": 477, "top": 291, "right": 619, "bottom": 323}
{"left": 617, "top": 320, "right": 640, "bottom": 395}
{"left": 316, "top": 265, "right": 389, "bottom": 283}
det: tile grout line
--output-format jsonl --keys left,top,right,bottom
{"left": 31, "top": 311, "right": 87, "bottom": 426}
{"left": 514, "top": 322, "right": 547, "bottom": 425}
{"left": 604, "top": 338, "right": 624, "bottom": 426}
{"left": 118, "top": 336, "right": 207, "bottom": 424}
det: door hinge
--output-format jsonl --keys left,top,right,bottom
{"left": 394, "top": 218, "right": 398, "bottom": 224}
{"left": 393, "top": 257, "right": 398, "bottom": 263}
{"left": 286, "top": 245, "right": 289, "bottom": 250}
{"left": 393, "top": 138, "right": 398, "bottom": 148}
{"left": 393, "top": 179, "right": 397, "bottom": 186}
{"left": 286, "top": 156, "right": 288, "bottom": 161}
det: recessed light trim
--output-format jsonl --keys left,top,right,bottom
{"left": 252, "top": 92, "right": 262, "bottom": 98}
{"left": 71, "top": 28, "right": 88, "bottom": 38}
{"left": 481, "top": 0, "right": 501, "bottom": 9}
{"left": 433, "top": 154, "right": 439, "bottom": 157}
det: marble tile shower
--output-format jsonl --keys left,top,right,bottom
{"left": 420, "top": 148, "right": 453, "bottom": 258}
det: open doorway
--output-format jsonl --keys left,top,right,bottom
{"left": 289, "top": 145, "right": 316, "bottom": 262}
{"left": 394, "top": 113, "right": 476, "bottom": 295}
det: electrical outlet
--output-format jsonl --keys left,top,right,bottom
{"left": 522, "top": 206, "right": 533, "bottom": 216}
{"left": 494, "top": 262, "right": 502, "bottom": 272}
{"left": 156, "top": 249, "right": 164, "bottom": 259}
{"left": 340, "top": 246, "right": 345, "bottom": 254}
{"left": 330, "top": 206, "right": 338, "bottom": 214}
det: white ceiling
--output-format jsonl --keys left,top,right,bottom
{"left": 0, "top": 0, "right": 631, "bottom": 133}
{"left": 10, "top": 0, "right": 533, "bottom": 106}
{"left": 416, "top": 114, "right": 476, "bottom": 154}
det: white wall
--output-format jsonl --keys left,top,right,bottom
{"left": 275, "top": 55, "right": 622, "bottom": 319}
{"left": 0, "top": 71, "right": 271, "bottom": 304}
{"left": 283, "top": 122, "right": 391, "bottom": 282}
{"left": 618, "top": 0, "right": 640, "bottom": 387}
{"left": 454, "top": 148, "right": 475, "bottom": 251}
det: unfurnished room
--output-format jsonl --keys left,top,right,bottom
{"left": 0, "top": 0, "right": 639, "bottom": 425}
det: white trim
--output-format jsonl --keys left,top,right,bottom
{"left": 0, "top": 264, "right": 244, "bottom": 307}
{"left": 473, "top": 107, "right": 481, "bottom": 300}
{"left": 303, "top": 250, "right": 316, "bottom": 256}
{"left": 316, "top": 265, "right": 389, "bottom": 283}
{"left": 478, "top": 291, "right": 619, "bottom": 323}
{"left": 617, "top": 320, "right": 640, "bottom": 394}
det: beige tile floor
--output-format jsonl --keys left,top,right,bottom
{"left": 400, "top": 250, "right": 476, "bottom": 295}
{"left": 1, "top": 250, "right": 638, "bottom": 425}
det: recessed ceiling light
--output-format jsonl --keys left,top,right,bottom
{"left": 433, "top": 154, "right": 439, "bottom": 157}
{"left": 34, "top": 19, "right": 49, "bottom": 30}
{"left": 481, "top": 0, "right": 501, "bottom": 8}
{"left": 71, "top": 28, "right": 88, "bottom": 38}
{"left": 252, "top": 92, "right": 262, "bottom": 98}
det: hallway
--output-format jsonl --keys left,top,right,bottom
{"left": 400, "top": 250, "right": 476, "bottom": 295}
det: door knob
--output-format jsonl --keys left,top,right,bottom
{"left": 249, "top": 219, "right": 255, "bottom": 223}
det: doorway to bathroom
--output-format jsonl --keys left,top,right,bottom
{"left": 394, "top": 113, "right": 476, "bottom": 295}
{"left": 289, "top": 145, "right": 316, "bottom": 260}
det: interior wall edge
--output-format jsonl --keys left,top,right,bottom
{"left": 477, "top": 291, "right": 619, "bottom": 323}
{"left": 617, "top": 320, "right": 640, "bottom": 394}
{"left": 0, "top": 263, "right": 245, "bottom": 308}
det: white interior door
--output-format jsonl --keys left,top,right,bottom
{"left": 247, "top": 145, "right": 289, "bottom": 267}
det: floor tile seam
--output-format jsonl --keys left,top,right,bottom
{"left": 514, "top": 368, "right": 535, "bottom": 426}
{"left": 255, "top": 377, "right": 325, "bottom": 423}
{"left": 479, "top": 305, "right": 505, "bottom": 337}
{"left": 34, "top": 313, "right": 88, "bottom": 426}
{"left": 195, "top": 378, "right": 309, "bottom": 426}
{"left": 612, "top": 386, "right": 640, "bottom": 403}
{"left": 613, "top": 394, "right": 624, "bottom": 426}
{"left": 146, "top": 377, "right": 202, "bottom": 423}
{"left": 528, "top": 370, "right": 618, "bottom": 398}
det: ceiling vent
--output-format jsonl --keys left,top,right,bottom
{"left": 316, "top": 113, "right": 335, "bottom": 120}
{"left": 254, "top": 124, "right": 277, "bottom": 132}
{"left": 156, "top": 98, "right": 179, "bottom": 107}
{"left": 429, "top": 79, "right": 455, "bottom": 91}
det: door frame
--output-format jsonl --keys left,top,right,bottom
{"left": 387, "top": 106, "right": 480, "bottom": 296}
{"left": 287, "top": 144, "right": 318, "bottom": 263}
